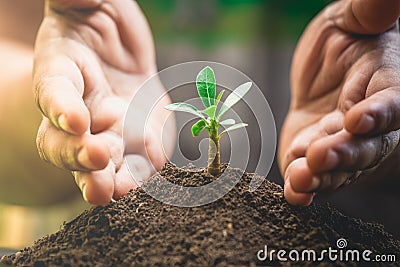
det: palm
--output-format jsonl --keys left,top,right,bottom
{"left": 285, "top": 28, "right": 398, "bottom": 145}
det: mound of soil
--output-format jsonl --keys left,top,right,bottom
{"left": 1, "top": 163, "right": 399, "bottom": 266}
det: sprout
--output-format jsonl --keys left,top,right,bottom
{"left": 165, "top": 66, "right": 252, "bottom": 176}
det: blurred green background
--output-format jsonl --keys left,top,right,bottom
{"left": 134, "top": 0, "right": 329, "bottom": 179}
{"left": 139, "top": 0, "right": 329, "bottom": 47}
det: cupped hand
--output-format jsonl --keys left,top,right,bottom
{"left": 34, "top": 0, "right": 174, "bottom": 205}
{"left": 279, "top": 0, "right": 400, "bottom": 205}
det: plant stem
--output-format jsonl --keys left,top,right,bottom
{"left": 207, "top": 119, "right": 220, "bottom": 176}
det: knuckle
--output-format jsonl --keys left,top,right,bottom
{"left": 341, "top": 171, "right": 362, "bottom": 187}
{"left": 373, "top": 90, "right": 399, "bottom": 132}
{"left": 285, "top": 148, "right": 303, "bottom": 168}
{"left": 108, "top": 135, "right": 124, "bottom": 170}
{"left": 365, "top": 131, "right": 400, "bottom": 170}
{"left": 33, "top": 77, "right": 55, "bottom": 116}
{"left": 33, "top": 78, "right": 45, "bottom": 113}
{"left": 338, "top": 144, "right": 358, "bottom": 166}
{"left": 32, "top": 75, "right": 70, "bottom": 118}
{"left": 36, "top": 124, "right": 49, "bottom": 162}
{"left": 318, "top": 173, "right": 333, "bottom": 191}
{"left": 386, "top": 99, "right": 400, "bottom": 130}
{"left": 59, "top": 143, "right": 75, "bottom": 170}
{"left": 381, "top": 130, "right": 400, "bottom": 158}
{"left": 380, "top": 102, "right": 394, "bottom": 131}
{"left": 33, "top": 78, "right": 49, "bottom": 108}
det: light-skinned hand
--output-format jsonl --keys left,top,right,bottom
{"left": 34, "top": 0, "right": 174, "bottom": 205}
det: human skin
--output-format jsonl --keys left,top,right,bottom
{"left": 279, "top": 0, "right": 400, "bottom": 205}
{"left": 0, "top": 0, "right": 175, "bottom": 206}
{"left": 33, "top": 0, "right": 175, "bottom": 206}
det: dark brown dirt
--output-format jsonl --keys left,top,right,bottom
{"left": 1, "top": 163, "right": 400, "bottom": 266}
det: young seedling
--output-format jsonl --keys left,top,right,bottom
{"left": 165, "top": 66, "right": 252, "bottom": 176}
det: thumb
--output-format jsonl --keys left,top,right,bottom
{"left": 343, "top": 0, "right": 400, "bottom": 34}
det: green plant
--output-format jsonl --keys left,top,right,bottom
{"left": 165, "top": 66, "right": 252, "bottom": 176}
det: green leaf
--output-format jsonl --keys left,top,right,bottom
{"left": 218, "top": 82, "right": 252, "bottom": 119}
{"left": 196, "top": 66, "right": 216, "bottom": 108}
{"left": 219, "top": 123, "right": 248, "bottom": 137}
{"left": 191, "top": 119, "right": 207, "bottom": 136}
{"left": 219, "top": 119, "right": 235, "bottom": 126}
{"left": 216, "top": 90, "right": 225, "bottom": 104}
{"left": 202, "top": 105, "right": 217, "bottom": 119}
{"left": 165, "top": 103, "right": 205, "bottom": 119}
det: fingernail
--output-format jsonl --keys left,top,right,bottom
{"left": 77, "top": 147, "right": 97, "bottom": 169}
{"left": 304, "top": 194, "right": 315, "bottom": 206}
{"left": 284, "top": 180, "right": 289, "bottom": 189}
{"left": 324, "top": 149, "right": 339, "bottom": 169}
{"left": 310, "top": 177, "right": 320, "bottom": 191}
{"left": 284, "top": 177, "right": 291, "bottom": 191}
{"left": 58, "top": 114, "right": 72, "bottom": 133}
{"left": 82, "top": 184, "right": 88, "bottom": 202}
{"left": 355, "top": 114, "right": 375, "bottom": 133}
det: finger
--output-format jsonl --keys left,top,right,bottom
{"left": 338, "top": 68, "right": 374, "bottom": 113}
{"left": 74, "top": 161, "right": 115, "bottom": 206}
{"left": 307, "top": 130, "right": 400, "bottom": 173}
{"left": 285, "top": 158, "right": 320, "bottom": 193}
{"left": 281, "top": 125, "right": 318, "bottom": 174}
{"left": 113, "top": 155, "right": 154, "bottom": 200}
{"left": 37, "top": 118, "right": 109, "bottom": 171}
{"left": 33, "top": 55, "right": 89, "bottom": 135}
{"left": 284, "top": 180, "right": 314, "bottom": 206}
{"left": 144, "top": 128, "right": 168, "bottom": 171}
{"left": 113, "top": 162, "right": 137, "bottom": 200}
{"left": 113, "top": 154, "right": 155, "bottom": 200}
{"left": 281, "top": 111, "right": 343, "bottom": 173}
{"left": 344, "top": 0, "right": 400, "bottom": 34}
{"left": 317, "top": 171, "right": 360, "bottom": 192}
{"left": 124, "top": 119, "right": 167, "bottom": 172}
{"left": 345, "top": 87, "right": 400, "bottom": 135}
{"left": 124, "top": 154, "right": 153, "bottom": 186}
{"left": 49, "top": 0, "right": 102, "bottom": 10}
{"left": 285, "top": 152, "right": 365, "bottom": 194}
{"left": 285, "top": 148, "right": 358, "bottom": 194}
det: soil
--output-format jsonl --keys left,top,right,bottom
{"left": 1, "top": 163, "right": 400, "bottom": 266}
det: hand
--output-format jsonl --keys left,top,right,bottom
{"left": 279, "top": 0, "right": 400, "bottom": 205}
{"left": 34, "top": 0, "right": 174, "bottom": 205}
